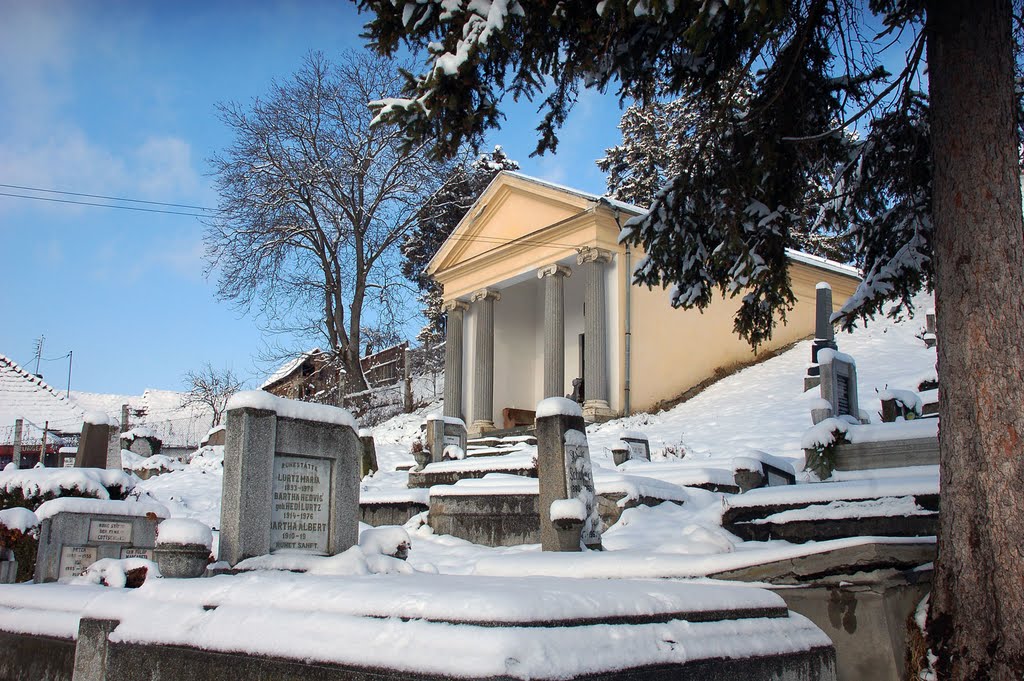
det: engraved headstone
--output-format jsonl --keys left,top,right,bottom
{"left": 358, "top": 430, "right": 379, "bottom": 478}
{"left": 619, "top": 431, "right": 651, "bottom": 462}
{"left": 535, "top": 397, "right": 602, "bottom": 551}
{"left": 218, "top": 392, "right": 361, "bottom": 567}
{"left": 33, "top": 499, "right": 168, "bottom": 583}
{"left": 816, "top": 349, "right": 864, "bottom": 424}
{"left": 425, "top": 414, "right": 467, "bottom": 463}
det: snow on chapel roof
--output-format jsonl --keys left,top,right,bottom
{"left": 0, "top": 354, "right": 85, "bottom": 434}
{"left": 427, "top": 170, "right": 859, "bottom": 281}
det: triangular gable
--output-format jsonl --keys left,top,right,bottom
{"left": 426, "top": 172, "right": 597, "bottom": 276}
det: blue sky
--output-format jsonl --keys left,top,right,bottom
{"left": 0, "top": 0, "right": 626, "bottom": 396}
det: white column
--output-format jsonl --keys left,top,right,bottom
{"left": 577, "top": 246, "right": 614, "bottom": 422}
{"left": 443, "top": 300, "right": 468, "bottom": 420}
{"left": 470, "top": 288, "right": 500, "bottom": 433}
{"left": 538, "top": 264, "right": 572, "bottom": 398}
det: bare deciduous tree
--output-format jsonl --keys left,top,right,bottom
{"left": 181, "top": 363, "right": 243, "bottom": 428}
{"left": 206, "top": 50, "right": 448, "bottom": 395}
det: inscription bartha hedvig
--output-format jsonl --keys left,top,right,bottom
{"left": 270, "top": 456, "right": 332, "bottom": 553}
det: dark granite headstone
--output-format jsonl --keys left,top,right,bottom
{"left": 75, "top": 416, "right": 114, "bottom": 469}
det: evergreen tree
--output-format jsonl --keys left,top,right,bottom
{"left": 401, "top": 146, "right": 519, "bottom": 344}
{"left": 360, "top": 2, "right": 1024, "bottom": 677}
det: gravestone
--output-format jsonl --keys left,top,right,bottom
{"left": 75, "top": 413, "right": 114, "bottom": 469}
{"left": 33, "top": 499, "right": 168, "bottom": 583}
{"left": 59, "top": 447, "right": 77, "bottom": 468}
{"left": 105, "top": 428, "right": 121, "bottom": 470}
{"left": 358, "top": 429, "right": 378, "bottom": 478}
{"left": 425, "top": 414, "right": 467, "bottom": 463}
{"left": 924, "top": 308, "right": 937, "bottom": 348}
{"left": 815, "top": 349, "right": 863, "bottom": 425}
{"left": 805, "top": 283, "right": 839, "bottom": 391}
{"left": 218, "top": 391, "right": 361, "bottom": 566}
{"left": 619, "top": 431, "right": 651, "bottom": 462}
{"left": 611, "top": 443, "right": 630, "bottom": 467}
{"left": 535, "top": 397, "right": 602, "bottom": 551}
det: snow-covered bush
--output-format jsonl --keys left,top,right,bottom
{"left": 359, "top": 526, "right": 411, "bottom": 560}
{"left": 801, "top": 418, "right": 851, "bottom": 479}
{"left": 0, "top": 507, "right": 39, "bottom": 582}
{"left": 0, "top": 468, "right": 135, "bottom": 513}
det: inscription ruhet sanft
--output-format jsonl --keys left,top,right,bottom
{"left": 270, "top": 455, "right": 332, "bottom": 553}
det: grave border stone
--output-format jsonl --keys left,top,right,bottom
{"left": 219, "top": 392, "right": 361, "bottom": 567}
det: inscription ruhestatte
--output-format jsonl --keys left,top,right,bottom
{"left": 270, "top": 455, "right": 332, "bottom": 553}
{"left": 89, "top": 519, "right": 132, "bottom": 543}
{"left": 59, "top": 546, "right": 98, "bottom": 582}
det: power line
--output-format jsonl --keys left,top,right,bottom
{"left": 0, "top": 182, "right": 216, "bottom": 211}
{"left": 0, "top": 191, "right": 211, "bottom": 218}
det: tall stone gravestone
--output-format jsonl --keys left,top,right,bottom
{"left": 219, "top": 392, "right": 361, "bottom": 566}
{"left": 76, "top": 413, "right": 115, "bottom": 469}
{"left": 814, "top": 349, "right": 863, "bottom": 425}
{"left": 358, "top": 429, "right": 379, "bottom": 478}
{"left": 34, "top": 499, "right": 168, "bottom": 583}
{"left": 804, "top": 283, "right": 838, "bottom": 391}
{"left": 536, "top": 397, "right": 602, "bottom": 551}
{"left": 425, "top": 414, "right": 467, "bottom": 463}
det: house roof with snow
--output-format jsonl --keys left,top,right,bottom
{"left": 0, "top": 354, "right": 85, "bottom": 436}
{"left": 70, "top": 388, "right": 214, "bottom": 449}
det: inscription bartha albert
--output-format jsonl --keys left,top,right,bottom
{"left": 270, "top": 456, "right": 332, "bottom": 554}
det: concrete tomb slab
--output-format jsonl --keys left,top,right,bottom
{"left": 218, "top": 392, "right": 361, "bottom": 566}
{"left": 33, "top": 499, "right": 168, "bottom": 583}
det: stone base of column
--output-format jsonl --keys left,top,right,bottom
{"left": 468, "top": 419, "right": 497, "bottom": 437}
{"left": 582, "top": 400, "right": 616, "bottom": 423}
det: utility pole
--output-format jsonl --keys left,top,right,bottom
{"left": 66, "top": 350, "right": 73, "bottom": 399}
{"left": 33, "top": 335, "right": 45, "bottom": 376}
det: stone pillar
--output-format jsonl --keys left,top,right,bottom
{"left": 11, "top": 419, "right": 22, "bottom": 469}
{"left": 73, "top": 618, "right": 120, "bottom": 681}
{"left": 470, "top": 288, "right": 500, "bottom": 434}
{"left": 442, "top": 300, "right": 469, "bottom": 420}
{"left": 805, "top": 282, "right": 838, "bottom": 391}
{"left": 577, "top": 247, "right": 614, "bottom": 422}
{"left": 538, "top": 264, "right": 572, "bottom": 398}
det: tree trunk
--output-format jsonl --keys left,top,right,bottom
{"left": 926, "top": 1, "right": 1024, "bottom": 679}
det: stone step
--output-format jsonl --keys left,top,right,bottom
{"left": 722, "top": 478, "right": 940, "bottom": 544}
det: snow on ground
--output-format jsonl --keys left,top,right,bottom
{"left": 45, "top": 294, "right": 937, "bottom": 576}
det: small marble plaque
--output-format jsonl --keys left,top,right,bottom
{"left": 626, "top": 441, "right": 647, "bottom": 460}
{"left": 443, "top": 434, "right": 460, "bottom": 447}
{"left": 89, "top": 519, "right": 132, "bottom": 543}
{"left": 62, "top": 457, "right": 75, "bottom": 468}
{"left": 59, "top": 546, "right": 97, "bottom": 582}
{"left": 270, "top": 455, "right": 332, "bottom": 554}
{"left": 120, "top": 547, "right": 154, "bottom": 560}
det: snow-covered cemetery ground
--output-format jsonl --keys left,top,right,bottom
{"left": 0, "top": 294, "right": 940, "bottom": 681}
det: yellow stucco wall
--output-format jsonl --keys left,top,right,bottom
{"left": 625, "top": 260, "right": 860, "bottom": 413}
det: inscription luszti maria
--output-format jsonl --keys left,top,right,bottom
{"left": 270, "top": 456, "right": 332, "bottom": 553}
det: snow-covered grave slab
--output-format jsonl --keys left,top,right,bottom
{"left": 618, "top": 451, "right": 796, "bottom": 494}
{"left": 804, "top": 418, "right": 939, "bottom": 472}
{"left": 358, "top": 487, "right": 430, "bottom": 527}
{"left": 428, "top": 470, "right": 690, "bottom": 547}
{"left": 0, "top": 574, "right": 836, "bottom": 681}
{"left": 721, "top": 475, "right": 940, "bottom": 543}
{"left": 218, "top": 392, "right": 361, "bottom": 566}
{"left": 407, "top": 448, "right": 536, "bottom": 488}
{"left": 33, "top": 498, "right": 169, "bottom": 584}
